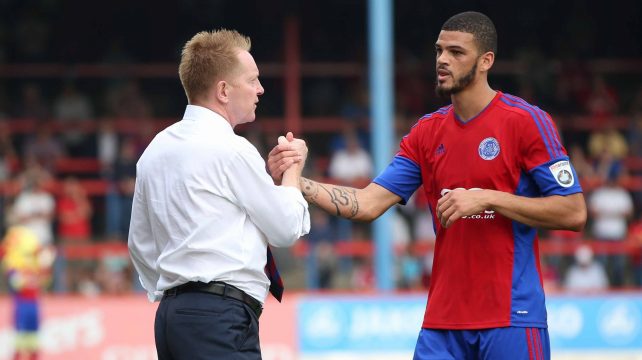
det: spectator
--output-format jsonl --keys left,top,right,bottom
{"left": 0, "top": 120, "right": 17, "bottom": 181}
{"left": 74, "top": 265, "right": 100, "bottom": 297}
{"left": 588, "top": 125, "right": 628, "bottom": 161}
{"left": 105, "top": 137, "right": 137, "bottom": 239}
{"left": 95, "top": 254, "right": 130, "bottom": 294}
{"left": 587, "top": 124, "right": 628, "bottom": 183}
{"left": 53, "top": 82, "right": 93, "bottom": 120}
{"left": 7, "top": 169, "right": 55, "bottom": 247}
{"left": 22, "top": 121, "right": 64, "bottom": 174}
{"left": 131, "top": 117, "right": 156, "bottom": 155}
{"left": 0, "top": 120, "right": 16, "bottom": 234}
{"left": 56, "top": 176, "right": 92, "bottom": 243}
{"left": 328, "top": 127, "right": 373, "bottom": 241}
{"left": 629, "top": 110, "right": 642, "bottom": 157}
{"left": 305, "top": 208, "right": 337, "bottom": 289}
{"left": 351, "top": 256, "right": 375, "bottom": 290}
{"left": 564, "top": 245, "right": 609, "bottom": 292}
{"left": 396, "top": 187, "right": 436, "bottom": 244}
{"left": 588, "top": 172, "right": 634, "bottom": 286}
{"left": 328, "top": 128, "right": 373, "bottom": 185}
{"left": 629, "top": 217, "right": 642, "bottom": 287}
{"left": 53, "top": 82, "right": 94, "bottom": 155}
{"left": 328, "top": 120, "right": 369, "bottom": 154}
{"left": 95, "top": 118, "right": 119, "bottom": 175}
{"left": 398, "top": 243, "right": 423, "bottom": 290}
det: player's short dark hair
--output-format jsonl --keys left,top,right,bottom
{"left": 442, "top": 11, "right": 497, "bottom": 55}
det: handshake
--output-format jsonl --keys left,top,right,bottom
{"left": 267, "top": 132, "right": 308, "bottom": 185}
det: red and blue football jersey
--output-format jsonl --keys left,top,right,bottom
{"left": 374, "top": 91, "right": 582, "bottom": 330}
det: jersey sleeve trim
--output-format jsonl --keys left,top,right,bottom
{"left": 373, "top": 155, "right": 422, "bottom": 205}
{"left": 500, "top": 94, "right": 564, "bottom": 160}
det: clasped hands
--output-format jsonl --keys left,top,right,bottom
{"left": 436, "top": 188, "right": 493, "bottom": 228}
{"left": 267, "top": 132, "right": 307, "bottom": 184}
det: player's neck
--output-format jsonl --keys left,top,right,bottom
{"left": 451, "top": 83, "right": 496, "bottom": 122}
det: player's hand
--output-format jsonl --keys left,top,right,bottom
{"left": 436, "top": 188, "right": 491, "bottom": 228}
{"left": 286, "top": 133, "right": 308, "bottom": 171}
{"left": 267, "top": 132, "right": 306, "bottom": 184}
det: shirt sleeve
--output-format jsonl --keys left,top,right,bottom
{"left": 373, "top": 156, "right": 422, "bottom": 205}
{"left": 226, "top": 146, "right": 310, "bottom": 248}
{"left": 520, "top": 110, "right": 583, "bottom": 196}
{"left": 127, "top": 174, "right": 163, "bottom": 302}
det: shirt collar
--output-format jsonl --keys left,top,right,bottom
{"left": 182, "top": 105, "right": 234, "bottom": 134}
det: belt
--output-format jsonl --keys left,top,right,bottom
{"left": 164, "top": 281, "right": 263, "bottom": 318}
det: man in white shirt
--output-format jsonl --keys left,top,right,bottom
{"left": 128, "top": 29, "right": 310, "bottom": 360}
{"left": 588, "top": 174, "right": 634, "bottom": 286}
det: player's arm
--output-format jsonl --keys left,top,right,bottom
{"left": 270, "top": 125, "right": 422, "bottom": 222}
{"left": 490, "top": 192, "right": 586, "bottom": 230}
{"left": 437, "top": 189, "right": 586, "bottom": 230}
{"left": 300, "top": 178, "right": 401, "bottom": 222}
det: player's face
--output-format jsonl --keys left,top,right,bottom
{"left": 434, "top": 30, "right": 481, "bottom": 98}
{"left": 226, "top": 50, "right": 264, "bottom": 127}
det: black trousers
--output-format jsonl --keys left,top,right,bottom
{"left": 155, "top": 290, "right": 261, "bottom": 360}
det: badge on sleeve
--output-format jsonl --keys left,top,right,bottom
{"left": 549, "top": 160, "right": 574, "bottom": 187}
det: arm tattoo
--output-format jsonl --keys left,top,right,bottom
{"left": 300, "top": 178, "right": 320, "bottom": 203}
{"left": 329, "top": 187, "right": 359, "bottom": 218}
{"left": 300, "top": 178, "right": 359, "bottom": 219}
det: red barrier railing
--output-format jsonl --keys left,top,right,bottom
{"left": 57, "top": 237, "right": 641, "bottom": 261}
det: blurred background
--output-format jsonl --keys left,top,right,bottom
{"left": 0, "top": 0, "right": 641, "bottom": 359}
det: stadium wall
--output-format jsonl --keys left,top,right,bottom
{"left": 0, "top": 293, "right": 641, "bottom": 360}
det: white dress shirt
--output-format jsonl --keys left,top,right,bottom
{"left": 128, "top": 105, "right": 310, "bottom": 303}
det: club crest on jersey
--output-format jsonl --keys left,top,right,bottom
{"left": 478, "top": 137, "right": 500, "bottom": 160}
{"left": 549, "top": 160, "right": 575, "bottom": 187}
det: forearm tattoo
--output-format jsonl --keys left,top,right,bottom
{"left": 300, "top": 178, "right": 360, "bottom": 218}
{"left": 300, "top": 178, "right": 320, "bottom": 203}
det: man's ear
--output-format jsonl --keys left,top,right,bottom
{"left": 215, "top": 80, "right": 229, "bottom": 103}
{"left": 479, "top": 51, "right": 495, "bottom": 73}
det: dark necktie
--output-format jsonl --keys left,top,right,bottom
{"left": 265, "top": 246, "right": 284, "bottom": 302}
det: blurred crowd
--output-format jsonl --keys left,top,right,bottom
{"left": 0, "top": 0, "right": 641, "bottom": 297}
{"left": 1, "top": 61, "right": 641, "bottom": 297}
{"left": 0, "top": 78, "right": 154, "bottom": 297}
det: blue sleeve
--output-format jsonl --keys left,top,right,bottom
{"left": 372, "top": 155, "right": 422, "bottom": 205}
{"left": 529, "top": 157, "right": 583, "bottom": 196}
